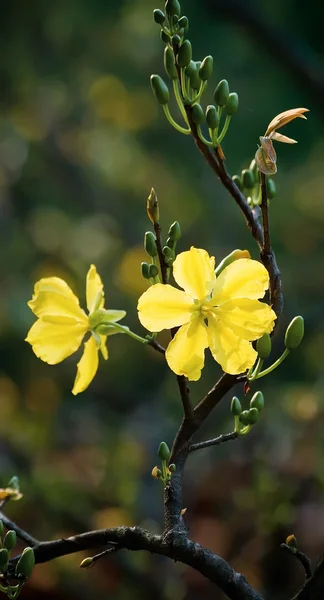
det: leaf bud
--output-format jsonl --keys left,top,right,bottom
{"left": 169, "top": 463, "right": 176, "bottom": 473}
{"left": 214, "top": 79, "right": 229, "bottom": 107}
{"left": 284, "top": 316, "right": 304, "bottom": 350}
{"left": 239, "top": 410, "right": 250, "bottom": 425}
{"left": 286, "top": 534, "right": 298, "bottom": 549}
{"left": 184, "top": 60, "right": 196, "bottom": 78}
{"left": 232, "top": 175, "right": 243, "bottom": 191}
{"left": 15, "top": 547, "right": 35, "bottom": 579}
{"left": 149, "top": 264, "right": 159, "bottom": 278}
{"left": 178, "top": 16, "right": 188, "bottom": 32}
{"left": 150, "top": 74, "right": 170, "bottom": 105}
{"left": 146, "top": 187, "right": 159, "bottom": 224}
{"left": 151, "top": 466, "right": 162, "bottom": 479}
{"left": 164, "top": 46, "right": 177, "bottom": 79}
{"left": 168, "top": 220, "right": 181, "bottom": 241}
{"left": 4, "top": 530, "right": 16, "bottom": 551}
{"left": 250, "top": 391, "right": 264, "bottom": 412}
{"left": 0, "top": 548, "right": 8, "bottom": 571}
{"left": 163, "top": 246, "right": 175, "bottom": 265}
{"left": 144, "top": 231, "right": 158, "bottom": 257}
{"left": 153, "top": 9, "right": 166, "bottom": 24}
{"left": 141, "top": 262, "right": 151, "bottom": 280}
{"left": 192, "top": 103, "right": 205, "bottom": 125}
{"left": 171, "top": 34, "right": 181, "bottom": 47}
{"left": 231, "top": 396, "right": 242, "bottom": 416}
{"left": 206, "top": 105, "right": 219, "bottom": 130}
{"left": 242, "top": 169, "right": 255, "bottom": 189}
{"left": 199, "top": 55, "right": 214, "bottom": 81}
{"left": 80, "top": 557, "right": 95, "bottom": 569}
{"left": 225, "top": 92, "right": 239, "bottom": 115}
{"left": 160, "top": 30, "right": 169, "bottom": 44}
{"left": 158, "top": 441, "right": 171, "bottom": 461}
{"left": 248, "top": 407, "right": 259, "bottom": 424}
{"left": 267, "top": 177, "right": 276, "bottom": 199}
{"left": 256, "top": 333, "right": 271, "bottom": 359}
{"left": 165, "top": 0, "right": 181, "bottom": 17}
{"left": 177, "top": 40, "right": 192, "bottom": 67}
{"left": 215, "top": 249, "right": 251, "bottom": 276}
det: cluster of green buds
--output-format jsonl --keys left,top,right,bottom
{"left": 163, "top": 220, "right": 181, "bottom": 267}
{"left": 0, "top": 521, "right": 35, "bottom": 599}
{"left": 248, "top": 316, "right": 304, "bottom": 382}
{"left": 232, "top": 159, "right": 276, "bottom": 208}
{"left": 151, "top": 442, "right": 176, "bottom": 487}
{"left": 231, "top": 391, "right": 264, "bottom": 436}
{"left": 151, "top": 0, "right": 238, "bottom": 148}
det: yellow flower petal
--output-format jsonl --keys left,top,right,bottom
{"left": 28, "top": 278, "right": 88, "bottom": 323}
{"left": 26, "top": 316, "right": 87, "bottom": 364}
{"left": 137, "top": 284, "right": 195, "bottom": 332}
{"left": 166, "top": 317, "right": 208, "bottom": 381}
{"left": 207, "top": 316, "right": 257, "bottom": 374}
{"left": 213, "top": 259, "right": 269, "bottom": 304}
{"left": 72, "top": 334, "right": 99, "bottom": 395}
{"left": 100, "top": 335, "right": 108, "bottom": 360}
{"left": 217, "top": 298, "right": 276, "bottom": 341}
{"left": 173, "top": 247, "right": 216, "bottom": 301}
{"left": 86, "top": 265, "right": 105, "bottom": 313}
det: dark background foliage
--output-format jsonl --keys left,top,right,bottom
{"left": 0, "top": 1, "right": 323, "bottom": 598}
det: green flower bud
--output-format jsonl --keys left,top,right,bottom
{"left": 177, "top": 40, "right": 192, "bottom": 68}
{"left": 0, "top": 548, "right": 8, "bottom": 571}
{"left": 15, "top": 547, "right": 35, "bottom": 579}
{"left": 199, "top": 55, "right": 213, "bottom": 81}
{"left": 250, "top": 391, "right": 264, "bottom": 412}
{"left": 153, "top": 9, "right": 166, "bottom": 24}
{"left": 149, "top": 264, "right": 159, "bottom": 278}
{"left": 225, "top": 92, "right": 239, "bottom": 115}
{"left": 178, "top": 16, "right": 188, "bottom": 31}
{"left": 169, "top": 463, "right": 176, "bottom": 473}
{"left": 184, "top": 60, "right": 196, "bottom": 78}
{"left": 163, "top": 246, "right": 175, "bottom": 265}
{"left": 192, "top": 103, "right": 205, "bottom": 124}
{"left": 231, "top": 396, "right": 242, "bottom": 416}
{"left": 4, "top": 531, "right": 16, "bottom": 551}
{"left": 168, "top": 221, "right": 181, "bottom": 241}
{"left": 80, "top": 557, "right": 95, "bottom": 569}
{"left": 150, "top": 74, "right": 170, "bottom": 105}
{"left": 147, "top": 188, "right": 159, "bottom": 224}
{"left": 164, "top": 46, "right": 177, "bottom": 79}
{"left": 206, "top": 105, "right": 219, "bottom": 130}
{"left": 239, "top": 410, "right": 250, "bottom": 425}
{"left": 189, "top": 63, "right": 200, "bottom": 90}
{"left": 215, "top": 249, "right": 250, "bottom": 276}
{"left": 165, "top": 236, "right": 173, "bottom": 248}
{"left": 160, "top": 30, "right": 169, "bottom": 44}
{"left": 0, "top": 520, "right": 4, "bottom": 538}
{"left": 256, "top": 333, "right": 271, "bottom": 359}
{"left": 141, "top": 262, "right": 151, "bottom": 279}
{"left": 158, "top": 441, "right": 170, "bottom": 461}
{"left": 144, "top": 231, "right": 158, "bottom": 257}
{"left": 171, "top": 15, "right": 179, "bottom": 27}
{"left": 285, "top": 316, "right": 304, "bottom": 350}
{"left": 232, "top": 175, "right": 243, "bottom": 191}
{"left": 248, "top": 407, "right": 259, "bottom": 424}
{"left": 165, "top": 0, "right": 181, "bottom": 17}
{"left": 242, "top": 169, "right": 255, "bottom": 190}
{"left": 171, "top": 34, "right": 181, "bottom": 47}
{"left": 267, "top": 177, "right": 276, "bottom": 199}
{"left": 214, "top": 79, "right": 229, "bottom": 107}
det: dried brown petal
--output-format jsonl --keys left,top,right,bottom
{"left": 270, "top": 132, "right": 297, "bottom": 144}
{"left": 260, "top": 136, "right": 277, "bottom": 162}
{"left": 265, "top": 108, "right": 309, "bottom": 136}
{"left": 255, "top": 147, "right": 277, "bottom": 175}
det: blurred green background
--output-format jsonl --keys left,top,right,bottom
{"left": 0, "top": 0, "right": 323, "bottom": 598}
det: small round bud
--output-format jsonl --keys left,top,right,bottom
{"left": 206, "top": 105, "right": 219, "bottom": 130}
{"left": 250, "top": 391, "right": 264, "bottom": 412}
{"left": 242, "top": 169, "right": 255, "bottom": 189}
{"left": 192, "top": 103, "right": 205, "bottom": 125}
{"left": 164, "top": 46, "right": 177, "bottom": 79}
{"left": 199, "top": 55, "right": 213, "bottom": 81}
{"left": 171, "top": 34, "right": 181, "bottom": 47}
{"left": 214, "top": 79, "right": 229, "bottom": 107}
{"left": 152, "top": 466, "right": 162, "bottom": 479}
{"left": 189, "top": 63, "right": 200, "bottom": 90}
{"left": 267, "top": 178, "right": 276, "bottom": 199}
{"left": 4, "top": 530, "right": 16, "bottom": 550}
{"left": 15, "top": 547, "right": 35, "bottom": 579}
{"left": 165, "top": 0, "right": 181, "bottom": 17}
{"left": 171, "top": 14, "right": 179, "bottom": 27}
{"left": 149, "top": 264, "right": 159, "bottom": 278}
{"left": 285, "top": 316, "right": 304, "bottom": 350}
{"left": 231, "top": 396, "right": 242, "bottom": 416}
{"left": 177, "top": 40, "right": 192, "bottom": 67}
{"left": 0, "top": 548, "right": 8, "bottom": 571}
{"left": 286, "top": 534, "right": 298, "bottom": 549}
{"left": 158, "top": 441, "right": 170, "bottom": 461}
{"left": 184, "top": 60, "right": 196, "bottom": 78}
{"left": 215, "top": 249, "right": 250, "bottom": 276}
{"left": 178, "top": 16, "right": 188, "bottom": 31}
{"left": 239, "top": 410, "right": 250, "bottom": 425}
{"left": 232, "top": 175, "right": 243, "bottom": 191}
{"left": 160, "top": 30, "right": 169, "bottom": 44}
{"left": 256, "top": 333, "right": 271, "bottom": 359}
{"left": 80, "top": 557, "right": 95, "bottom": 569}
{"left": 147, "top": 188, "right": 159, "bottom": 224}
{"left": 225, "top": 92, "right": 239, "bottom": 115}
{"left": 248, "top": 407, "right": 259, "bottom": 424}
{"left": 150, "top": 74, "right": 170, "bottom": 105}
{"left": 168, "top": 221, "right": 181, "bottom": 241}
{"left": 141, "top": 262, "right": 151, "bottom": 280}
{"left": 144, "top": 231, "right": 158, "bottom": 257}
{"left": 169, "top": 463, "right": 176, "bottom": 473}
{"left": 153, "top": 9, "right": 166, "bottom": 24}
{"left": 163, "top": 246, "right": 175, "bottom": 265}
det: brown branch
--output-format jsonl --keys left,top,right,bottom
{"left": 291, "top": 557, "right": 324, "bottom": 600}
{"left": 153, "top": 221, "right": 168, "bottom": 285}
{"left": 281, "top": 544, "right": 312, "bottom": 581}
{"left": 189, "top": 430, "right": 238, "bottom": 453}
{"left": 147, "top": 338, "right": 166, "bottom": 355}
{"left": 0, "top": 512, "right": 38, "bottom": 547}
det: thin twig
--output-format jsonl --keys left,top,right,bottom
{"left": 87, "top": 543, "right": 121, "bottom": 566}
{"left": 260, "top": 172, "right": 271, "bottom": 254}
{"left": 0, "top": 512, "right": 39, "bottom": 547}
{"left": 189, "top": 431, "right": 238, "bottom": 452}
{"left": 153, "top": 222, "right": 168, "bottom": 285}
{"left": 147, "top": 338, "right": 166, "bottom": 355}
{"left": 281, "top": 544, "right": 313, "bottom": 580}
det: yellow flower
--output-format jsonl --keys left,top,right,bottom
{"left": 137, "top": 247, "right": 276, "bottom": 380}
{"left": 26, "top": 265, "right": 126, "bottom": 395}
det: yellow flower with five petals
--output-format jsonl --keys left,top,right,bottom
{"left": 138, "top": 247, "right": 276, "bottom": 380}
{"left": 26, "top": 265, "right": 126, "bottom": 395}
